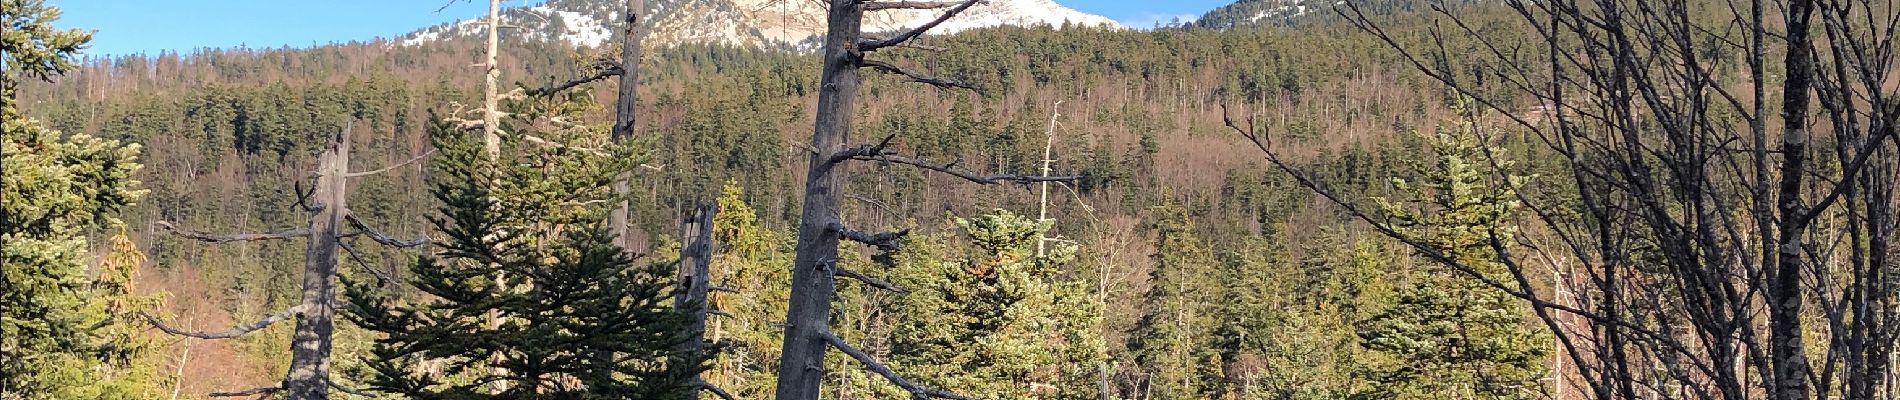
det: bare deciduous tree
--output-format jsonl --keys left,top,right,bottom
{"left": 1232, "top": 0, "right": 1897, "bottom": 399}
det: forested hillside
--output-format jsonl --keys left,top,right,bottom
{"left": 7, "top": 0, "right": 1896, "bottom": 399}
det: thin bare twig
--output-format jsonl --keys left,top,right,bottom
{"left": 346, "top": 149, "right": 437, "bottom": 178}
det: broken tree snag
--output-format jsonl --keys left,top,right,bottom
{"left": 856, "top": 0, "right": 982, "bottom": 52}
{"left": 824, "top": 332, "right": 971, "bottom": 400}
{"left": 830, "top": 222, "right": 907, "bottom": 252}
{"left": 147, "top": 305, "right": 305, "bottom": 340}
{"left": 669, "top": 204, "right": 717, "bottom": 400}
{"left": 280, "top": 121, "right": 351, "bottom": 400}
{"left": 858, "top": 59, "right": 977, "bottom": 90}
{"left": 157, "top": 221, "right": 310, "bottom": 243}
{"left": 835, "top": 267, "right": 907, "bottom": 293}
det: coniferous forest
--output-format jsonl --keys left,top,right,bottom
{"left": 3, "top": 0, "right": 1897, "bottom": 399}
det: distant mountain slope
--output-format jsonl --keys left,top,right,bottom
{"left": 1193, "top": 0, "right": 1463, "bottom": 30}
{"left": 399, "top": 0, "right": 1122, "bottom": 49}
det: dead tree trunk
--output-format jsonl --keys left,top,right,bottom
{"left": 609, "top": 0, "right": 644, "bottom": 250}
{"left": 147, "top": 122, "right": 428, "bottom": 400}
{"left": 774, "top": 2, "right": 1074, "bottom": 399}
{"left": 281, "top": 119, "right": 350, "bottom": 400}
{"left": 672, "top": 204, "right": 715, "bottom": 400}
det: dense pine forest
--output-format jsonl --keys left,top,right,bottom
{"left": 4, "top": 0, "right": 1896, "bottom": 399}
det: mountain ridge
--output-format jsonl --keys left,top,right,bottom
{"left": 397, "top": 0, "right": 1124, "bottom": 50}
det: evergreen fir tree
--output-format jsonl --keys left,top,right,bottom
{"left": 342, "top": 89, "right": 705, "bottom": 399}
{"left": 2, "top": 1, "right": 158, "bottom": 396}
{"left": 1127, "top": 203, "right": 1225, "bottom": 400}
{"left": 1353, "top": 111, "right": 1548, "bottom": 400}
{"left": 887, "top": 210, "right": 1107, "bottom": 400}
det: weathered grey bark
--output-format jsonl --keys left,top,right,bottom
{"left": 772, "top": 2, "right": 862, "bottom": 396}
{"left": 282, "top": 120, "right": 350, "bottom": 400}
{"left": 672, "top": 204, "right": 715, "bottom": 400}
{"left": 609, "top": 0, "right": 645, "bottom": 249}
{"left": 774, "top": 2, "right": 1051, "bottom": 399}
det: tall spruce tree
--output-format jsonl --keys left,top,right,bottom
{"left": 1352, "top": 113, "right": 1547, "bottom": 400}
{"left": 1127, "top": 202, "right": 1225, "bottom": 400}
{"left": 1, "top": 0, "right": 156, "bottom": 397}
{"left": 342, "top": 89, "right": 704, "bottom": 399}
{"left": 886, "top": 210, "right": 1106, "bottom": 400}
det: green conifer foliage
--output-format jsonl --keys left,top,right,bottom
{"left": 2, "top": 1, "right": 155, "bottom": 396}
{"left": 1353, "top": 111, "right": 1548, "bottom": 400}
{"left": 701, "top": 181, "right": 793, "bottom": 398}
{"left": 342, "top": 90, "right": 704, "bottom": 399}
{"left": 885, "top": 210, "right": 1106, "bottom": 400}
{"left": 1127, "top": 203, "right": 1225, "bottom": 400}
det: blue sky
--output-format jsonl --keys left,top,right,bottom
{"left": 50, "top": 0, "right": 1229, "bottom": 58}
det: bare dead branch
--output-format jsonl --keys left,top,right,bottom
{"left": 824, "top": 332, "right": 970, "bottom": 400}
{"left": 147, "top": 305, "right": 305, "bottom": 340}
{"left": 830, "top": 134, "right": 900, "bottom": 164}
{"left": 711, "top": 284, "right": 739, "bottom": 293}
{"left": 830, "top": 222, "right": 907, "bottom": 252}
{"left": 857, "top": 0, "right": 983, "bottom": 53}
{"left": 339, "top": 241, "right": 398, "bottom": 284}
{"left": 345, "top": 213, "right": 429, "bottom": 248}
{"left": 157, "top": 221, "right": 309, "bottom": 243}
{"left": 859, "top": 59, "right": 977, "bottom": 90}
{"left": 863, "top": 1, "right": 963, "bottom": 11}
{"left": 346, "top": 149, "right": 437, "bottom": 178}
{"left": 702, "top": 383, "right": 738, "bottom": 400}
{"left": 526, "top": 61, "right": 625, "bottom": 97}
{"left": 209, "top": 385, "right": 282, "bottom": 398}
{"left": 836, "top": 268, "right": 907, "bottom": 293}
{"left": 853, "top": 153, "right": 1078, "bottom": 184}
